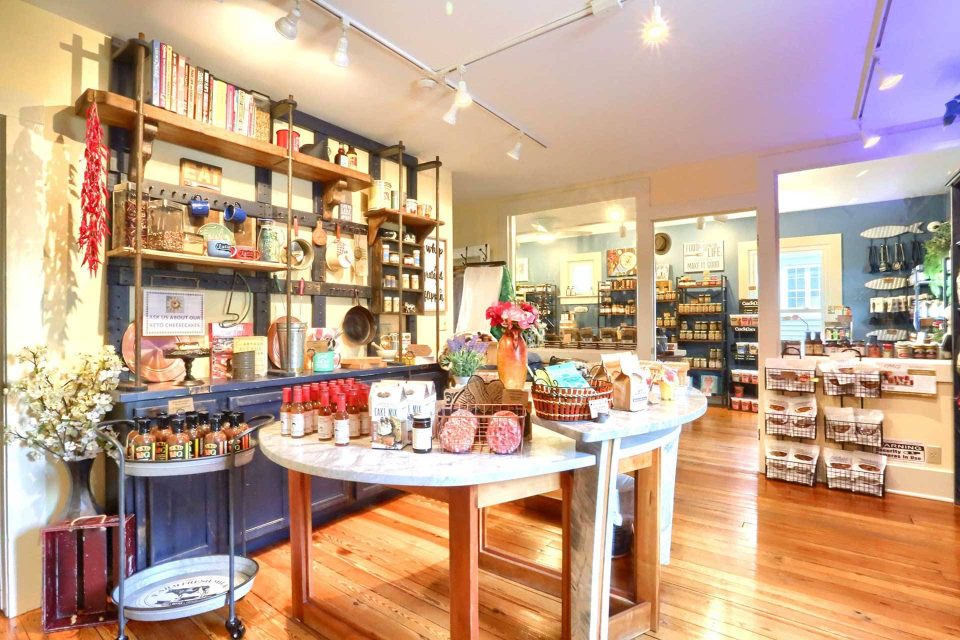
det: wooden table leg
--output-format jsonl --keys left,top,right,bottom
{"left": 448, "top": 485, "right": 480, "bottom": 640}
{"left": 634, "top": 448, "right": 661, "bottom": 632}
{"left": 288, "top": 470, "right": 313, "bottom": 621}
{"left": 569, "top": 439, "right": 620, "bottom": 640}
{"left": 561, "top": 470, "right": 573, "bottom": 640}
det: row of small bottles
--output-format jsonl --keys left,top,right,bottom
{"left": 126, "top": 410, "right": 251, "bottom": 462}
{"left": 279, "top": 380, "right": 370, "bottom": 447}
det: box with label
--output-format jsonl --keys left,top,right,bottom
{"left": 208, "top": 322, "right": 253, "bottom": 380}
{"left": 369, "top": 380, "right": 409, "bottom": 449}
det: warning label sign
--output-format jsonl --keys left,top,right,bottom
{"left": 880, "top": 440, "right": 925, "bottom": 463}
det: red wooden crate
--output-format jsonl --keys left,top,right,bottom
{"left": 41, "top": 514, "right": 136, "bottom": 633}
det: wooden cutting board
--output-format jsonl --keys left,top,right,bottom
{"left": 340, "top": 357, "right": 386, "bottom": 370}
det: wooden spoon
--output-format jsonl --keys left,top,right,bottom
{"left": 313, "top": 224, "right": 327, "bottom": 246}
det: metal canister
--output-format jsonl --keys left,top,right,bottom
{"left": 257, "top": 220, "right": 282, "bottom": 263}
{"left": 276, "top": 319, "right": 306, "bottom": 371}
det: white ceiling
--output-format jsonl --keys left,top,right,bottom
{"left": 514, "top": 197, "right": 635, "bottom": 243}
{"left": 27, "top": 0, "right": 960, "bottom": 200}
{"left": 778, "top": 145, "right": 960, "bottom": 212}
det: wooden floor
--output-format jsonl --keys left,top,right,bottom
{"left": 4, "top": 408, "right": 959, "bottom": 639}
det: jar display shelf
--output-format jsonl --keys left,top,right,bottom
{"left": 364, "top": 209, "right": 444, "bottom": 245}
{"left": 75, "top": 89, "right": 372, "bottom": 191}
{"left": 124, "top": 447, "right": 256, "bottom": 478}
{"left": 106, "top": 247, "right": 287, "bottom": 273}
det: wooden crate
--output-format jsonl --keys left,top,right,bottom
{"left": 41, "top": 514, "right": 136, "bottom": 633}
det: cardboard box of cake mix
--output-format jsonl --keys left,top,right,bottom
{"left": 369, "top": 380, "right": 409, "bottom": 449}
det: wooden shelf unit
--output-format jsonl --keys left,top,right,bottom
{"left": 75, "top": 89, "right": 373, "bottom": 191}
{"left": 105, "top": 247, "right": 288, "bottom": 273}
{"left": 369, "top": 238, "right": 424, "bottom": 315}
{"left": 364, "top": 208, "right": 443, "bottom": 245}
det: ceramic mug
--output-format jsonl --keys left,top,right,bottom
{"left": 312, "top": 350, "right": 340, "bottom": 373}
{"left": 188, "top": 195, "right": 210, "bottom": 217}
{"left": 230, "top": 246, "right": 261, "bottom": 261}
{"left": 207, "top": 239, "right": 233, "bottom": 258}
{"left": 223, "top": 202, "right": 247, "bottom": 224}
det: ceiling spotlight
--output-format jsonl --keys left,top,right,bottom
{"left": 696, "top": 216, "right": 705, "bottom": 230}
{"left": 416, "top": 77, "right": 439, "bottom": 89}
{"left": 619, "top": 224, "right": 627, "bottom": 238}
{"left": 275, "top": 0, "right": 301, "bottom": 40}
{"left": 507, "top": 135, "right": 523, "bottom": 161}
{"left": 641, "top": 1, "right": 670, "bottom": 48}
{"left": 874, "top": 61, "right": 903, "bottom": 91}
{"left": 453, "top": 66, "right": 473, "bottom": 109}
{"left": 607, "top": 207, "right": 625, "bottom": 222}
{"left": 859, "top": 122, "right": 880, "bottom": 149}
{"left": 855, "top": 168, "right": 869, "bottom": 178}
{"left": 442, "top": 103, "right": 459, "bottom": 125}
{"left": 332, "top": 17, "right": 350, "bottom": 67}
{"left": 445, "top": 1, "right": 454, "bottom": 16}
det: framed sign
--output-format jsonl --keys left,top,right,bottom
{"left": 179, "top": 158, "right": 222, "bottom": 193}
{"left": 607, "top": 248, "right": 638, "bottom": 277}
{"left": 880, "top": 365, "right": 938, "bottom": 395}
{"left": 683, "top": 241, "right": 724, "bottom": 273}
{"left": 424, "top": 238, "right": 447, "bottom": 312}
{"left": 143, "top": 288, "right": 205, "bottom": 336}
{"left": 515, "top": 257, "right": 529, "bottom": 282}
{"left": 654, "top": 262, "right": 671, "bottom": 281}
{"left": 880, "top": 439, "right": 925, "bottom": 463}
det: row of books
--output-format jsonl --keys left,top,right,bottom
{"left": 149, "top": 40, "right": 271, "bottom": 142}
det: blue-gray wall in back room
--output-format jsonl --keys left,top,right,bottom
{"left": 519, "top": 195, "right": 948, "bottom": 338}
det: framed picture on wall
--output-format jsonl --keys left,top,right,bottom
{"left": 606, "top": 248, "right": 638, "bottom": 277}
{"left": 515, "top": 257, "right": 529, "bottom": 282}
{"left": 655, "top": 262, "right": 671, "bottom": 281}
{"left": 683, "top": 241, "right": 724, "bottom": 272}
{"left": 424, "top": 238, "right": 446, "bottom": 312}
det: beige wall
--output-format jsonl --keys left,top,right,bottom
{"left": 0, "top": 0, "right": 453, "bottom": 615}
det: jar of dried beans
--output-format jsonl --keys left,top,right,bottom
{"left": 145, "top": 200, "right": 185, "bottom": 252}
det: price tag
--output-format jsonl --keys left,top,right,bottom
{"left": 588, "top": 398, "right": 610, "bottom": 419}
{"left": 502, "top": 388, "right": 530, "bottom": 406}
{"left": 167, "top": 397, "right": 195, "bottom": 414}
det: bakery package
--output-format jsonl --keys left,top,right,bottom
{"left": 824, "top": 447, "right": 886, "bottom": 496}
{"left": 368, "top": 380, "right": 410, "bottom": 449}
{"left": 823, "top": 405, "right": 856, "bottom": 443}
{"left": 765, "top": 440, "right": 820, "bottom": 485}
{"left": 611, "top": 360, "right": 653, "bottom": 412}
{"left": 853, "top": 408, "right": 884, "bottom": 447}
{"left": 764, "top": 357, "right": 817, "bottom": 392}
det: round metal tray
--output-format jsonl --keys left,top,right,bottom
{"left": 124, "top": 446, "right": 256, "bottom": 477}
{"left": 113, "top": 555, "right": 259, "bottom": 622}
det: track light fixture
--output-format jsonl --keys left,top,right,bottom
{"left": 275, "top": 0, "right": 301, "bottom": 40}
{"left": 507, "top": 134, "right": 523, "bottom": 161}
{"left": 442, "top": 103, "right": 459, "bottom": 125}
{"left": 332, "top": 17, "right": 351, "bottom": 67}
{"left": 641, "top": 0, "right": 670, "bottom": 47}
{"left": 453, "top": 66, "right": 473, "bottom": 109}
{"left": 859, "top": 121, "right": 880, "bottom": 149}
{"left": 873, "top": 58, "right": 902, "bottom": 91}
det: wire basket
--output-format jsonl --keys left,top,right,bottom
{"left": 826, "top": 464, "right": 885, "bottom": 496}
{"left": 824, "top": 419, "right": 883, "bottom": 447}
{"left": 765, "top": 413, "right": 816, "bottom": 438}
{"left": 821, "top": 372, "right": 882, "bottom": 398}
{"left": 532, "top": 379, "right": 614, "bottom": 421}
{"left": 765, "top": 368, "right": 817, "bottom": 393}
{"left": 765, "top": 455, "right": 817, "bottom": 486}
{"left": 436, "top": 404, "right": 527, "bottom": 455}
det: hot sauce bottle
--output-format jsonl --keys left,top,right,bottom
{"left": 166, "top": 417, "right": 191, "bottom": 461}
{"left": 221, "top": 412, "right": 236, "bottom": 446}
{"left": 302, "top": 386, "right": 315, "bottom": 436}
{"left": 347, "top": 391, "right": 361, "bottom": 439}
{"left": 359, "top": 388, "right": 371, "bottom": 437}
{"left": 155, "top": 414, "right": 173, "bottom": 461}
{"left": 280, "top": 387, "right": 292, "bottom": 437}
{"left": 132, "top": 419, "right": 157, "bottom": 461}
{"left": 231, "top": 411, "right": 249, "bottom": 451}
{"left": 150, "top": 413, "right": 167, "bottom": 438}
{"left": 316, "top": 389, "right": 333, "bottom": 441}
{"left": 197, "top": 410, "right": 211, "bottom": 439}
{"left": 203, "top": 413, "right": 228, "bottom": 457}
{"left": 186, "top": 413, "right": 202, "bottom": 459}
{"left": 290, "top": 386, "right": 306, "bottom": 439}
{"left": 333, "top": 396, "right": 350, "bottom": 446}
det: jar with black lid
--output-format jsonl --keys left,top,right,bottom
{"left": 412, "top": 415, "right": 433, "bottom": 454}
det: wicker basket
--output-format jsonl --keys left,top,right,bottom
{"left": 532, "top": 379, "right": 614, "bottom": 421}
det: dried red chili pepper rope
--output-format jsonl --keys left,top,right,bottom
{"left": 78, "top": 101, "right": 110, "bottom": 276}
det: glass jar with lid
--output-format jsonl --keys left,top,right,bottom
{"left": 257, "top": 219, "right": 282, "bottom": 263}
{"left": 145, "top": 200, "right": 185, "bottom": 252}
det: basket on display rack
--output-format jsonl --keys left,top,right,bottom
{"left": 436, "top": 404, "right": 527, "bottom": 455}
{"left": 821, "top": 371, "right": 882, "bottom": 398}
{"left": 764, "top": 413, "right": 816, "bottom": 438}
{"left": 532, "top": 379, "right": 613, "bottom": 421}
{"left": 764, "top": 367, "right": 817, "bottom": 393}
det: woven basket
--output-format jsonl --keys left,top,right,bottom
{"left": 532, "top": 379, "right": 613, "bottom": 421}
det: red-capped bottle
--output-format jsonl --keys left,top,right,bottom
{"left": 333, "top": 396, "right": 350, "bottom": 446}
{"left": 280, "top": 387, "right": 292, "bottom": 437}
{"left": 316, "top": 389, "right": 333, "bottom": 441}
{"left": 359, "top": 388, "right": 371, "bottom": 437}
{"left": 291, "top": 386, "right": 306, "bottom": 438}
{"left": 347, "top": 391, "right": 361, "bottom": 439}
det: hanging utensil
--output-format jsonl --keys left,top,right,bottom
{"left": 877, "top": 241, "right": 891, "bottom": 272}
{"left": 891, "top": 235, "right": 906, "bottom": 272}
{"left": 341, "top": 291, "right": 376, "bottom": 347}
{"left": 312, "top": 222, "right": 327, "bottom": 246}
{"left": 867, "top": 241, "right": 879, "bottom": 273}
{"left": 911, "top": 232, "right": 924, "bottom": 270}
{"left": 220, "top": 273, "right": 251, "bottom": 328}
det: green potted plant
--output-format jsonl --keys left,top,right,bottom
{"left": 439, "top": 334, "right": 489, "bottom": 386}
{"left": 923, "top": 221, "right": 951, "bottom": 298}
{"left": 3, "top": 345, "right": 125, "bottom": 522}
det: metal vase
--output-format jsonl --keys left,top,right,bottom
{"left": 54, "top": 458, "right": 102, "bottom": 524}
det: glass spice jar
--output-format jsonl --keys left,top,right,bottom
{"left": 145, "top": 200, "right": 185, "bottom": 252}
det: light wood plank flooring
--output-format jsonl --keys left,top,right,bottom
{"left": 3, "top": 408, "right": 958, "bottom": 639}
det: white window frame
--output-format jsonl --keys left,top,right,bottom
{"left": 559, "top": 252, "right": 602, "bottom": 304}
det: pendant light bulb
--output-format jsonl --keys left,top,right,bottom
{"left": 859, "top": 122, "right": 880, "bottom": 149}
{"left": 275, "top": 0, "right": 301, "bottom": 40}
{"left": 442, "top": 103, "right": 459, "bottom": 125}
{"left": 507, "top": 137, "right": 523, "bottom": 161}
{"left": 878, "top": 71, "right": 903, "bottom": 91}
{"left": 641, "top": 1, "right": 670, "bottom": 47}
{"left": 445, "top": 1, "right": 454, "bottom": 16}
{"left": 332, "top": 18, "right": 350, "bottom": 67}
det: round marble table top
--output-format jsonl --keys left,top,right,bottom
{"left": 533, "top": 387, "right": 708, "bottom": 444}
{"left": 259, "top": 424, "right": 596, "bottom": 487}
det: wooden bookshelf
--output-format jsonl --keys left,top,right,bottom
{"left": 106, "top": 247, "right": 288, "bottom": 272}
{"left": 363, "top": 208, "right": 444, "bottom": 245}
{"left": 75, "top": 89, "right": 373, "bottom": 191}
